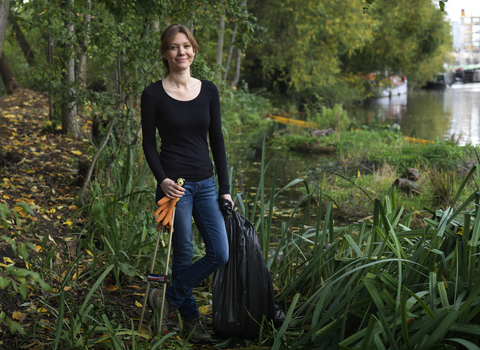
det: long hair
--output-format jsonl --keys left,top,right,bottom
{"left": 160, "top": 24, "right": 199, "bottom": 77}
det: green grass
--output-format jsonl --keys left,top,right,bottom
{"left": 4, "top": 124, "right": 480, "bottom": 349}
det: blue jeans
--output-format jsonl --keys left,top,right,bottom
{"left": 155, "top": 176, "right": 228, "bottom": 321}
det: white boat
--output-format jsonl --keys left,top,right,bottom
{"left": 378, "top": 76, "right": 408, "bottom": 97}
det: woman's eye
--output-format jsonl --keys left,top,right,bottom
{"left": 171, "top": 46, "right": 177, "bottom": 50}
{"left": 185, "top": 45, "right": 191, "bottom": 48}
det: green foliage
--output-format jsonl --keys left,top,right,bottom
{"left": 221, "top": 83, "right": 272, "bottom": 127}
{"left": 307, "top": 100, "right": 351, "bottom": 132}
{"left": 244, "top": 142, "right": 480, "bottom": 347}
{"left": 245, "top": 0, "right": 452, "bottom": 105}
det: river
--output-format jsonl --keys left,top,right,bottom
{"left": 353, "top": 83, "right": 480, "bottom": 145}
{"left": 223, "top": 83, "right": 480, "bottom": 234}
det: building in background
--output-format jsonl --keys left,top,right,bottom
{"left": 452, "top": 9, "right": 480, "bottom": 66}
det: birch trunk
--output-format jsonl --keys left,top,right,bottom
{"left": 78, "top": 0, "right": 91, "bottom": 88}
{"left": 61, "top": 0, "right": 80, "bottom": 138}
{"left": 215, "top": 14, "right": 225, "bottom": 80}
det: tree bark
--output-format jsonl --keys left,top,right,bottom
{"left": 0, "top": 0, "right": 10, "bottom": 57}
{"left": 222, "top": 23, "right": 237, "bottom": 82}
{"left": 61, "top": 0, "right": 81, "bottom": 138}
{"left": 8, "top": 13, "right": 35, "bottom": 66}
{"left": 230, "top": 48, "right": 241, "bottom": 88}
{"left": 0, "top": 52, "right": 18, "bottom": 94}
{"left": 215, "top": 13, "right": 225, "bottom": 80}
{"left": 78, "top": 0, "right": 91, "bottom": 88}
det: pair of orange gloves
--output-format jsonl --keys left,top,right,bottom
{"left": 153, "top": 196, "right": 178, "bottom": 232}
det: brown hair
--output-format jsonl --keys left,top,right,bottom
{"left": 161, "top": 24, "right": 199, "bottom": 77}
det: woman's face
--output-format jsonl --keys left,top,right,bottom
{"left": 163, "top": 32, "right": 195, "bottom": 73}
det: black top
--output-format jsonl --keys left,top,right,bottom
{"left": 141, "top": 79, "right": 230, "bottom": 196}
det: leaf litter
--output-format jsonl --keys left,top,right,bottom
{"left": 0, "top": 89, "right": 150, "bottom": 349}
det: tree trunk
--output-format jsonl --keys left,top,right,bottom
{"left": 48, "top": 33, "right": 53, "bottom": 120}
{"left": 78, "top": 0, "right": 91, "bottom": 88}
{"left": 61, "top": 0, "right": 80, "bottom": 138}
{"left": 0, "top": 0, "right": 10, "bottom": 57}
{"left": 230, "top": 48, "right": 241, "bottom": 88}
{"left": 0, "top": 52, "right": 18, "bottom": 94}
{"left": 222, "top": 23, "right": 237, "bottom": 82}
{"left": 215, "top": 13, "right": 225, "bottom": 80}
{"left": 8, "top": 14, "right": 35, "bottom": 66}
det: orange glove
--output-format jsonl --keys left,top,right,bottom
{"left": 153, "top": 197, "right": 177, "bottom": 231}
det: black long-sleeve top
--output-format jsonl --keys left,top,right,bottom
{"left": 141, "top": 79, "right": 230, "bottom": 196}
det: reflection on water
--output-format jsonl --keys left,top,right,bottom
{"left": 352, "top": 83, "right": 480, "bottom": 145}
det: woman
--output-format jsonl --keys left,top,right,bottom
{"left": 140, "top": 24, "right": 233, "bottom": 344}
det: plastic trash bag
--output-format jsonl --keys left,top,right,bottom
{"left": 212, "top": 198, "right": 285, "bottom": 339}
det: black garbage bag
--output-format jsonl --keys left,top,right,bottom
{"left": 212, "top": 198, "right": 285, "bottom": 339}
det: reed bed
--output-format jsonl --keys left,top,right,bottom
{"left": 4, "top": 134, "right": 480, "bottom": 349}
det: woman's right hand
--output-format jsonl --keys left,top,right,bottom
{"left": 160, "top": 178, "right": 185, "bottom": 199}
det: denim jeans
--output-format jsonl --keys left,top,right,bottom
{"left": 156, "top": 176, "right": 228, "bottom": 321}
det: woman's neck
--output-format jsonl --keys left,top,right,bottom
{"left": 165, "top": 70, "right": 193, "bottom": 89}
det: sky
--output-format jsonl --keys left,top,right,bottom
{"left": 444, "top": 0, "right": 480, "bottom": 21}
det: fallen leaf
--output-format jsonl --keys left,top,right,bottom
{"left": 37, "top": 306, "right": 48, "bottom": 314}
{"left": 128, "top": 285, "right": 141, "bottom": 289}
{"left": 198, "top": 305, "right": 211, "bottom": 315}
{"left": 106, "top": 285, "right": 119, "bottom": 291}
{"left": 69, "top": 205, "right": 78, "bottom": 211}
{"left": 12, "top": 311, "right": 22, "bottom": 320}
{"left": 85, "top": 249, "right": 93, "bottom": 256}
{"left": 135, "top": 301, "right": 143, "bottom": 308}
{"left": 2, "top": 195, "right": 10, "bottom": 199}
{"left": 70, "top": 150, "right": 82, "bottom": 155}
{"left": 3, "top": 257, "right": 14, "bottom": 264}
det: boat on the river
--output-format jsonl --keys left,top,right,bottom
{"left": 377, "top": 75, "right": 408, "bottom": 97}
{"left": 422, "top": 71, "right": 455, "bottom": 90}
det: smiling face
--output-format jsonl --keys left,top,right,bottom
{"left": 163, "top": 32, "right": 196, "bottom": 74}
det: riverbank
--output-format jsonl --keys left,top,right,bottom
{"left": 267, "top": 120, "right": 477, "bottom": 223}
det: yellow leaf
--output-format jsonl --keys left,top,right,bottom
{"left": 37, "top": 307, "right": 48, "bottom": 314}
{"left": 12, "top": 311, "right": 22, "bottom": 320}
{"left": 198, "top": 305, "right": 211, "bottom": 315}
{"left": 69, "top": 205, "right": 78, "bottom": 211}
{"left": 135, "top": 301, "right": 143, "bottom": 308}
{"left": 3, "top": 257, "right": 14, "bottom": 264}
{"left": 14, "top": 206, "right": 24, "bottom": 212}
{"left": 0, "top": 263, "right": 8, "bottom": 268}
{"left": 85, "top": 249, "right": 93, "bottom": 256}
{"left": 2, "top": 195, "right": 10, "bottom": 199}
{"left": 63, "top": 219, "right": 73, "bottom": 226}
{"left": 70, "top": 150, "right": 82, "bottom": 155}
{"left": 106, "top": 285, "right": 119, "bottom": 291}
{"left": 63, "top": 286, "right": 72, "bottom": 291}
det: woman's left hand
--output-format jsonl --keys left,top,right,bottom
{"left": 221, "top": 194, "right": 234, "bottom": 208}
